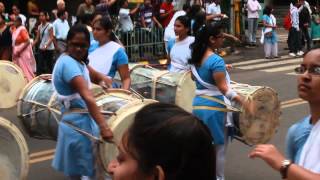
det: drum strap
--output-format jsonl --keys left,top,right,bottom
{"left": 151, "top": 70, "right": 170, "bottom": 99}
{"left": 195, "top": 95, "right": 240, "bottom": 112}
{"left": 62, "top": 108, "right": 116, "bottom": 116}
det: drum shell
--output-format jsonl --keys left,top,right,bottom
{"left": 0, "top": 117, "right": 29, "bottom": 180}
{"left": 114, "top": 64, "right": 196, "bottom": 112}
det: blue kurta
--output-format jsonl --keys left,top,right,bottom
{"left": 192, "top": 54, "right": 227, "bottom": 144}
{"left": 52, "top": 54, "right": 99, "bottom": 177}
{"left": 285, "top": 116, "right": 312, "bottom": 164}
{"left": 262, "top": 15, "right": 278, "bottom": 44}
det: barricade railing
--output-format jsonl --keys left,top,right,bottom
{"left": 117, "top": 28, "right": 166, "bottom": 62}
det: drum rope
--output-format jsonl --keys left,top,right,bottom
{"left": 151, "top": 71, "right": 170, "bottom": 99}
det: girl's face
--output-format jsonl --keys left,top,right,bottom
{"left": 92, "top": 22, "right": 110, "bottom": 43}
{"left": 174, "top": 20, "right": 189, "bottom": 37}
{"left": 39, "top": 12, "right": 46, "bottom": 22}
{"left": 67, "top": 32, "right": 89, "bottom": 62}
{"left": 210, "top": 33, "right": 225, "bottom": 49}
{"left": 107, "top": 135, "right": 154, "bottom": 180}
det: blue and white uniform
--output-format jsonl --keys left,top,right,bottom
{"left": 52, "top": 54, "right": 99, "bottom": 177}
{"left": 88, "top": 41, "right": 128, "bottom": 78}
{"left": 167, "top": 36, "right": 194, "bottom": 73}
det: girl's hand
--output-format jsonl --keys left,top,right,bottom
{"left": 100, "top": 125, "right": 114, "bottom": 142}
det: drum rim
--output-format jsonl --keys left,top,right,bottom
{"left": 237, "top": 86, "right": 281, "bottom": 145}
{"left": 98, "top": 92, "right": 156, "bottom": 173}
{"left": 0, "top": 117, "right": 29, "bottom": 180}
{"left": 0, "top": 60, "right": 27, "bottom": 109}
{"left": 175, "top": 71, "right": 195, "bottom": 112}
{"left": 17, "top": 75, "right": 53, "bottom": 117}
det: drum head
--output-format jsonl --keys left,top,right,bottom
{"left": 0, "top": 61, "right": 27, "bottom": 108}
{"left": 97, "top": 91, "right": 156, "bottom": 173}
{"left": 238, "top": 87, "right": 280, "bottom": 145}
{"left": 0, "top": 117, "right": 29, "bottom": 180}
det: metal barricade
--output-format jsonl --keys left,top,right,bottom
{"left": 118, "top": 28, "right": 166, "bottom": 62}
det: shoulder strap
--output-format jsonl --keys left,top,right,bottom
{"left": 40, "top": 23, "right": 50, "bottom": 40}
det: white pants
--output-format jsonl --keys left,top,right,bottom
{"left": 264, "top": 42, "right": 278, "bottom": 57}
{"left": 215, "top": 129, "right": 229, "bottom": 180}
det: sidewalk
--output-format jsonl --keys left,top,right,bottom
{"left": 224, "top": 28, "right": 290, "bottom": 64}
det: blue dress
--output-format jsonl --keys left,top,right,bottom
{"left": 285, "top": 116, "right": 312, "bottom": 163}
{"left": 192, "top": 54, "right": 227, "bottom": 145}
{"left": 52, "top": 54, "right": 99, "bottom": 177}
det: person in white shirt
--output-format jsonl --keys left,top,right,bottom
{"left": 206, "top": 0, "right": 225, "bottom": 22}
{"left": 53, "top": 10, "right": 70, "bottom": 55}
{"left": 167, "top": 15, "right": 194, "bottom": 73}
{"left": 164, "top": 4, "right": 191, "bottom": 51}
{"left": 119, "top": 0, "right": 140, "bottom": 59}
{"left": 12, "top": 5, "right": 26, "bottom": 26}
{"left": 247, "top": 0, "right": 261, "bottom": 46}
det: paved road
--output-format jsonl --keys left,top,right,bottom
{"left": 0, "top": 50, "right": 309, "bottom": 180}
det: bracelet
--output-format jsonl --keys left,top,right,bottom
{"left": 225, "top": 89, "right": 237, "bottom": 101}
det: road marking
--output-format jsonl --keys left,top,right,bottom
{"left": 29, "top": 149, "right": 55, "bottom": 158}
{"left": 236, "top": 58, "right": 302, "bottom": 70}
{"left": 29, "top": 155, "right": 55, "bottom": 164}
{"left": 281, "top": 98, "right": 304, "bottom": 106}
{"left": 232, "top": 55, "right": 292, "bottom": 66}
{"left": 263, "top": 64, "right": 299, "bottom": 73}
{"left": 281, "top": 100, "right": 307, "bottom": 109}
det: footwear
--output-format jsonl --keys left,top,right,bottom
{"left": 289, "top": 53, "right": 296, "bottom": 57}
{"left": 265, "top": 56, "right": 272, "bottom": 59}
{"left": 297, "top": 51, "right": 304, "bottom": 56}
{"left": 274, "top": 56, "right": 281, "bottom": 58}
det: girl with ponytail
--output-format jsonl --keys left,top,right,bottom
{"left": 189, "top": 22, "right": 252, "bottom": 180}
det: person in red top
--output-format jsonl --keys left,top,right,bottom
{"left": 160, "top": 0, "right": 175, "bottom": 28}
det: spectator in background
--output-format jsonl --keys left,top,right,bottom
{"left": 27, "top": 0, "right": 40, "bottom": 33}
{"left": 53, "top": 10, "right": 70, "bottom": 56}
{"left": 95, "top": 0, "right": 117, "bottom": 17}
{"left": 206, "top": 0, "right": 226, "bottom": 22}
{"left": 33, "top": 11, "right": 55, "bottom": 75}
{"left": 11, "top": 5, "right": 26, "bottom": 26}
{"left": 299, "top": 2, "right": 312, "bottom": 51}
{"left": 288, "top": 0, "right": 303, "bottom": 57}
{"left": 311, "top": 6, "right": 320, "bottom": 46}
{"left": 159, "top": 0, "right": 175, "bottom": 28}
{"left": 0, "top": 14, "right": 12, "bottom": 60}
{"left": 119, "top": 0, "right": 140, "bottom": 59}
{"left": 140, "top": 0, "right": 162, "bottom": 28}
{"left": 52, "top": 0, "right": 69, "bottom": 21}
{"left": 261, "top": 6, "right": 279, "bottom": 59}
{"left": 299, "top": 0, "right": 312, "bottom": 15}
{"left": 0, "top": 2, "right": 9, "bottom": 22}
{"left": 77, "top": 0, "right": 95, "bottom": 19}
{"left": 246, "top": 0, "right": 261, "bottom": 46}
{"left": 12, "top": 16, "right": 36, "bottom": 82}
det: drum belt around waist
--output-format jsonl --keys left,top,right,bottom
{"left": 193, "top": 95, "right": 240, "bottom": 112}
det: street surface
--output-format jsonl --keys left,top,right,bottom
{"left": 0, "top": 35, "right": 311, "bottom": 180}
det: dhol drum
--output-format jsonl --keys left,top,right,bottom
{"left": 0, "top": 117, "right": 29, "bottom": 180}
{"left": 231, "top": 82, "right": 281, "bottom": 145}
{"left": 0, "top": 60, "right": 27, "bottom": 108}
{"left": 114, "top": 64, "right": 196, "bottom": 112}
{"left": 17, "top": 75, "right": 156, "bottom": 142}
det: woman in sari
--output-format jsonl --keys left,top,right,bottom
{"left": 12, "top": 16, "right": 36, "bottom": 81}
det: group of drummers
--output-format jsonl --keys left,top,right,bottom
{"left": 3, "top": 2, "right": 320, "bottom": 180}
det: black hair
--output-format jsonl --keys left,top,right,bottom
{"left": 175, "top": 15, "right": 191, "bottom": 34}
{"left": 189, "top": 22, "right": 223, "bottom": 66}
{"left": 182, "top": 3, "right": 191, "bottom": 11}
{"left": 192, "top": 11, "right": 206, "bottom": 35}
{"left": 57, "top": 10, "right": 66, "bottom": 18}
{"left": 0, "top": 14, "right": 5, "bottom": 21}
{"left": 187, "top": 4, "right": 202, "bottom": 19}
{"left": 15, "top": 16, "right": 22, "bottom": 24}
{"left": 125, "top": 103, "right": 215, "bottom": 180}
{"left": 39, "top": 11, "right": 50, "bottom": 20}
{"left": 263, "top": 5, "right": 272, "bottom": 15}
{"left": 93, "top": 16, "right": 118, "bottom": 42}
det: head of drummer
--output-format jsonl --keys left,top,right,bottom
{"left": 66, "top": 24, "right": 90, "bottom": 63}
{"left": 107, "top": 103, "right": 215, "bottom": 180}
{"left": 295, "top": 48, "right": 320, "bottom": 107}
